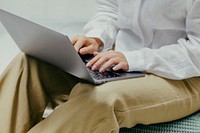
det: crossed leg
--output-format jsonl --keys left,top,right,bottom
{"left": 1, "top": 53, "right": 200, "bottom": 133}
{"left": 29, "top": 72, "right": 200, "bottom": 133}
{"left": 0, "top": 53, "right": 80, "bottom": 133}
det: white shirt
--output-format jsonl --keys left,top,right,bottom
{"left": 83, "top": 0, "right": 200, "bottom": 79}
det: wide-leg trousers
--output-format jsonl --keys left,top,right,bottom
{"left": 0, "top": 53, "right": 200, "bottom": 133}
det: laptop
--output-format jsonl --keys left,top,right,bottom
{"left": 0, "top": 9, "right": 144, "bottom": 84}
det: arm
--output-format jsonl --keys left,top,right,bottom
{"left": 83, "top": 0, "right": 118, "bottom": 51}
{"left": 71, "top": 0, "right": 118, "bottom": 54}
{"left": 122, "top": 1, "right": 200, "bottom": 79}
{"left": 72, "top": 0, "right": 128, "bottom": 72}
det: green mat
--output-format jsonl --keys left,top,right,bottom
{"left": 120, "top": 111, "right": 200, "bottom": 133}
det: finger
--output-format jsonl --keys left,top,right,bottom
{"left": 93, "top": 52, "right": 99, "bottom": 56}
{"left": 113, "top": 62, "right": 128, "bottom": 71}
{"left": 86, "top": 54, "right": 101, "bottom": 68}
{"left": 92, "top": 54, "right": 110, "bottom": 70}
{"left": 70, "top": 36, "right": 79, "bottom": 45}
{"left": 73, "top": 38, "right": 86, "bottom": 52}
{"left": 86, "top": 52, "right": 99, "bottom": 67}
{"left": 79, "top": 45, "right": 95, "bottom": 55}
{"left": 99, "top": 58, "right": 118, "bottom": 72}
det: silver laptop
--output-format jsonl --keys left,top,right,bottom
{"left": 0, "top": 9, "right": 144, "bottom": 84}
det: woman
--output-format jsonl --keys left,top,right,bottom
{"left": 1, "top": 0, "right": 200, "bottom": 133}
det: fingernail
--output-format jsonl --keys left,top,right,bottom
{"left": 80, "top": 49, "right": 86, "bottom": 54}
{"left": 86, "top": 63, "right": 91, "bottom": 67}
{"left": 99, "top": 68, "right": 104, "bottom": 72}
{"left": 112, "top": 67, "right": 116, "bottom": 71}
{"left": 92, "top": 65, "right": 97, "bottom": 70}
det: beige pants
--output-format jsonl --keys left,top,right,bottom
{"left": 0, "top": 53, "right": 200, "bottom": 133}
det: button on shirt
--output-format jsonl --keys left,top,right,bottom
{"left": 83, "top": 0, "right": 200, "bottom": 79}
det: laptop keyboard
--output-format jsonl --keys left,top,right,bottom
{"left": 88, "top": 68, "right": 121, "bottom": 80}
{"left": 80, "top": 54, "right": 122, "bottom": 80}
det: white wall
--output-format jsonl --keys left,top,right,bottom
{"left": 0, "top": 0, "right": 97, "bottom": 74}
{"left": 0, "top": 0, "right": 96, "bottom": 24}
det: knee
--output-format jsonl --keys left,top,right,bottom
{"left": 95, "top": 85, "right": 125, "bottom": 106}
{"left": 70, "top": 82, "right": 121, "bottom": 107}
{"left": 14, "top": 52, "right": 30, "bottom": 64}
{"left": 90, "top": 84, "right": 126, "bottom": 110}
{"left": 14, "top": 52, "right": 40, "bottom": 68}
{"left": 69, "top": 82, "right": 131, "bottom": 112}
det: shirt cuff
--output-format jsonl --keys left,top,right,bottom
{"left": 121, "top": 50, "right": 146, "bottom": 72}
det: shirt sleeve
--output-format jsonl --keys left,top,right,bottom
{"left": 83, "top": 0, "right": 118, "bottom": 51}
{"left": 122, "top": 0, "right": 200, "bottom": 79}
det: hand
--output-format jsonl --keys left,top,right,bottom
{"left": 70, "top": 35, "right": 103, "bottom": 55}
{"left": 86, "top": 50, "right": 129, "bottom": 72}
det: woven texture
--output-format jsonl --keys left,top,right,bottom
{"left": 120, "top": 111, "right": 200, "bottom": 133}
